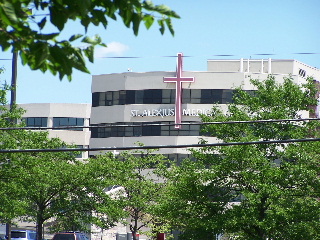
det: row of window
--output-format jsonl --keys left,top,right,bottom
{"left": 92, "top": 89, "right": 248, "bottom": 107}
{"left": 91, "top": 121, "right": 209, "bottom": 138}
{"left": 24, "top": 117, "right": 48, "bottom": 127}
{"left": 23, "top": 117, "right": 85, "bottom": 130}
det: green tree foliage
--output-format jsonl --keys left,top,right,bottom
{"left": 0, "top": 77, "right": 27, "bottom": 224}
{"left": 6, "top": 132, "right": 85, "bottom": 240}
{"left": 160, "top": 76, "right": 320, "bottom": 240}
{"left": 156, "top": 158, "right": 227, "bottom": 240}
{"left": 0, "top": 78, "right": 119, "bottom": 240}
{"left": 88, "top": 147, "right": 169, "bottom": 240}
{"left": 0, "top": 0, "right": 179, "bottom": 80}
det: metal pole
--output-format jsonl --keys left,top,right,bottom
{"left": 10, "top": 51, "right": 17, "bottom": 109}
{"left": 6, "top": 50, "right": 17, "bottom": 240}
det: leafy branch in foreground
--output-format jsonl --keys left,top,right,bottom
{"left": 0, "top": 0, "right": 180, "bottom": 80}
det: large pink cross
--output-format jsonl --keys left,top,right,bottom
{"left": 163, "top": 53, "right": 194, "bottom": 129}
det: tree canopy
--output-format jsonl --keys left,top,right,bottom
{"left": 0, "top": 79, "right": 119, "bottom": 240}
{"left": 0, "top": 0, "right": 179, "bottom": 80}
{"left": 0, "top": 78, "right": 28, "bottom": 223}
{"left": 87, "top": 147, "right": 170, "bottom": 240}
{"left": 159, "top": 76, "right": 320, "bottom": 240}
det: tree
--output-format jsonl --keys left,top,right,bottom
{"left": 18, "top": 136, "right": 126, "bottom": 240}
{"left": 156, "top": 157, "right": 229, "bottom": 240}
{"left": 8, "top": 132, "right": 84, "bottom": 240}
{"left": 0, "top": 77, "right": 29, "bottom": 224}
{"left": 88, "top": 146, "right": 170, "bottom": 240}
{"left": 0, "top": 78, "right": 118, "bottom": 240}
{"left": 0, "top": 0, "right": 179, "bottom": 80}
{"left": 160, "top": 76, "right": 320, "bottom": 239}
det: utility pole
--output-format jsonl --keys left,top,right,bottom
{"left": 10, "top": 51, "right": 17, "bottom": 108}
{"left": 6, "top": 50, "right": 17, "bottom": 240}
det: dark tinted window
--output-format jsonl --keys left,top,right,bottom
{"left": 182, "top": 89, "right": 191, "bottom": 103}
{"left": 92, "top": 89, "right": 249, "bottom": 107}
{"left": 135, "top": 90, "right": 144, "bottom": 104}
{"left": 23, "top": 117, "right": 47, "bottom": 127}
{"left": 11, "top": 232, "right": 26, "bottom": 238}
{"left": 91, "top": 122, "right": 202, "bottom": 138}
{"left": 53, "top": 118, "right": 85, "bottom": 131}
{"left": 126, "top": 90, "right": 135, "bottom": 104}
{"left": 92, "top": 92, "right": 99, "bottom": 107}
{"left": 162, "top": 89, "right": 174, "bottom": 104}
{"left": 28, "top": 233, "right": 36, "bottom": 240}
{"left": 53, "top": 234, "right": 75, "bottom": 240}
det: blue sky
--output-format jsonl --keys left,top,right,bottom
{"left": 0, "top": 0, "right": 319, "bottom": 104}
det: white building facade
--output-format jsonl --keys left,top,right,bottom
{"left": 90, "top": 55, "right": 320, "bottom": 160}
{"left": 19, "top": 103, "right": 91, "bottom": 159}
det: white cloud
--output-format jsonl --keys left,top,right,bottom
{"left": 95, "top": 42, "right": 129, "bottom": 58}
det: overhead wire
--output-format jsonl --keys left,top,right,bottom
{"left": 0, "top": 118, "right": 319, "bottom": 153}
{"left": 1, "top": 52, "right": 320, "bottom": 61}
{"left": 96, "top": 53, "right": 320, "bottom": 59}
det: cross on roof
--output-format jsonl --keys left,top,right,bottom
{"left": 163, "top": 53, "right": 195, "bottom": 129}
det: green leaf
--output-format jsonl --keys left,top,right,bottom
{"left": 76, "top": 0, "right": 91, "bottom": 16}
{"left": 32, "top": 42, "right": 49, "bottom": 69}
{"left": 123, "top": 9, "right": 133, "bottom": 28}
{"left": 132, "top": 14, "right": 141, "bottom": 36}
{"left": 38, "top": 17, "right": 46, "bottom": 30}
{"left": 19, "top": 51, "right": 28, "bottom": 66}
{"left": 165, "top": 18, "right": 174, "bottom": 36}
{"left": 69, "top": 34, "right": 83, "bottom": 42}
{"left": 39, "top": 33, "right": 59, "bottom": 40}
{"left": 70, "top": 48, "right": 90, "bottom": 73}
{"left": 49, "top": 5, "right": 67, "bottom": 31}
{"left": 91, "top": 9, "right": 108, "bottom": 28}
{"left": 158, "top": 19, "right": 165, "bottom": 35}
{"left": 83, "top": 45, "right": 94, "bottom": 63}
{"left": 1, "top": 0, "right": 18, "bottom": 25}
{"left": 143, "top": 14, "right": 154, "bottom": 29}
{"left": 81, "top": 35, "right": 102, "bottom": 45}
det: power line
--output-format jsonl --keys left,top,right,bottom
{"left": 0, "top": 118, "right": 319, "bottom": 130}
{"left": 1, "top": 137, "right": 320, "bottom": 153}
{"left": 1, "top": 53, "right": 320, "bottom": 61}
{"left": 96, "top": 53, "right": 320, "bottom": 59}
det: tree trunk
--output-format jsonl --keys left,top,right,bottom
{"left": 6, "top": 223, "right": 11, "bottom": 240}
{"left": 36, "top": 211, "right": 45, "bottom": 240}
{"left": 131, "top": 210, "right": 139, "bottom": 240}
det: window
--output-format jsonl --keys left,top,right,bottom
{"left": 11, "top": 232, "right": 26, "bottom": 238}
{"left": 135, "top": 90, "right": 144, "bottom": 104}
{"left": 119, "top": 90, "right": 126, "bottom": 105}
{"left": 99, "top": 92, "right": 106, "bottom": 106}
{"left": 75, "top": 145, "right": 84, "bottom": 158}
{"left": 151, "top": 89, "right": 163, "bottom": 104}
{"left": 162, "top": 89, "right": 175, "bottom": 104}
{"left": 53, "top": 117, "right": 85, "bottom": 130}
{"left": 92, "top": 92, "right": 99, "bottom": 107}
{"left": 91, "top": 89, "right": 253, "bottom": 107}
{"left": 182, "top": 89, "right": 191, "bottom": 103}
{"left": 23, "top": 117, "right": 47, "bottom": 127}
{"left": 126, "top": 90, "right": 135, "bottom": 104}
{"left": 106, "top": 92, "right": 113, "bottom": 106}
{"left": 113, "top": 91, "right": 120, "bottom": 105}
{"left": 91, "top": 122, "right": 201, "bottom": 138}
{"left": 222, "top": 89, "right": 233, "bottom": 103}
{"left": 191, "top": 89, "right": 201, "bottom": 103}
